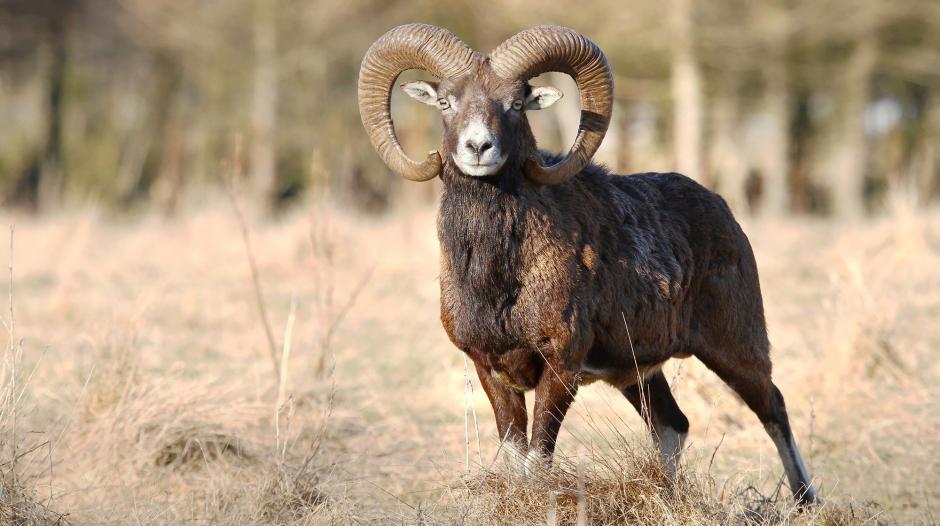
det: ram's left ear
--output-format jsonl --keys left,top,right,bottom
{"left": 401, "top": 80, "right": 440, "bottom": 107}
{"left": 525, "top": 86, "right": 563, "bottom": 110}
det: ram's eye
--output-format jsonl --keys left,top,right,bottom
{"left": 438, "top": 98, "right": 450, "bottom": 110}
{"left": 511, "top": 99, "right": 524, "bottom": 111}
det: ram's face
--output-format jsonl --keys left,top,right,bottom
{"left": 401, "top": 71, "right": 561, "bottom": 177}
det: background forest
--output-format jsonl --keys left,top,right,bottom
{"left": 2, "top": 0, "right": 939, "bottom": 217}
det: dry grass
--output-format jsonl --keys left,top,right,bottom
{"left": 0, "top": 191, "right": 938, "bottom": 524}
{"left": 444, "top": 445, "right": 887, "bottom": 526}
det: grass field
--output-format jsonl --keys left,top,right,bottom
{"left": 1, "top": 192, "right": 938, "bottom": 524}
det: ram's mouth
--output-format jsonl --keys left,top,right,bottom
{"left": 454, "top": 156, "right": 507, "bottom": 177}
{"left": 461, "top": 163, "right": 501, "bottom": 177}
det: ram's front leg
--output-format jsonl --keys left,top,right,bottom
{"left": 526, "top": 363, "right": 578, "bottom": 473}
{"left": 467, "top": 351, "right": 528, "bottom": 462}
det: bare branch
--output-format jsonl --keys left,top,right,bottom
{"left": 222, "top": 136, "right": 280, "bottom": 380}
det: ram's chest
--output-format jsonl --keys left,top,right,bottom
{"left": 439, "top": 237, "right": 582, "bottom": 353}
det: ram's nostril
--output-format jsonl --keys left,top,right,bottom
{"left": 465, "top": 139, "right": 493, "bottom": 156}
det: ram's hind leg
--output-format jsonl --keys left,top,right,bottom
{"left": 622, "top": 371, "right": 690, "bottom": 480}
{"left": 696, "top": 348, "right": 819, "bottom": 505}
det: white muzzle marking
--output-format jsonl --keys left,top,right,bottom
{"left": 452, "top": 119, "right": 507, "bottom": 177}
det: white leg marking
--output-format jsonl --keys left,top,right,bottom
{"left": 502, "top": 440, "right": 528, "bottom": 476}
{"left": 523, "top": 449, "right": 548, "bottom": 476}
{"left": 764, "top": 423, "right": 819, "bottom": 502}
{"left": 653, "top": 421, "right": 686, "bottom": 480}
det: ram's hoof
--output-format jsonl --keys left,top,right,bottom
{"left": 522, "top": 450, "right": 548, "bottom": 476}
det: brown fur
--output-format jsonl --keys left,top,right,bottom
{"left": 421, "top": 62, "right": 818, "bottom": 504}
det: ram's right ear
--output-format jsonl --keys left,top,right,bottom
{"left": 525, "top": 86, "right": 563, "bottom": 110}
{"left": 400, "top": 81, "right": 440, "bottom": 106}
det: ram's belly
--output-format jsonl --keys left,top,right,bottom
{"left": 578, "top": 359, "right": 666, "bottom": 389}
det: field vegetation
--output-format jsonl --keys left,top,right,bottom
{"left": 1, "top": 191, "right": 938, "bottom": 524}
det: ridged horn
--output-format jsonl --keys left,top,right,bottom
{"left": 358, "top": 24, "right": 476, "bottom": 181}
{"left": 489, "top": 26, "right": 613, "bottom": 186}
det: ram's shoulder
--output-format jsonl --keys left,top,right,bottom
{"left": 608, "top": 172, "right": 729, "bottom": 216}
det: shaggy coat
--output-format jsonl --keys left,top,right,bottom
{"left": 439, "top": 153, "right": 768, "bottom": 396}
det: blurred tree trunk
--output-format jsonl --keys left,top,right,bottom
{"left": 915, "top": 90, "right": 940, "bottom": 200}
{"left": 549, "top": 72, "right": 580, "bottom": 153}
{"left": 789, "top": 89, "right": 818, "bottom": 212}
{"left": 829, "top": 35, "right": 876, "bottom": 219}
{"left": 710, "top": 93, "right": 748, "bottom": 214}
{"left": 757, "top": 61, "right": 791, "bottom": 216}
{"left": 252, "top": 0, "right": 279, "bottom": 209}
{"left": 670, "top": 0, "right": 703, "bottom": 181}
{"left": 401, "top": 101, "right": 437, "bottom": 207}
{"left": 615, "top": 101, "right": 632, "bottom": 174}
{"left": 151, "top": 110, "right": 184, "bottom": 214}
{"left": 755, "top": 4, "right": 791, "bottom": 216}
{"left": 37, "top": 26, "right": 67, "bottom": 210}
{"left": 4, "top": 0, "right": 79, "bottom": 211}
{"left": 119, "top": 50, "right": 181, "bottom": 205}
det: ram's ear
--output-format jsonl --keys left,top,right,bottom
{"left": 525, "top": 86, "right": 563, "bottom": 110}
{"left": 400, "top": 81, "right": 440, "bottom": 106}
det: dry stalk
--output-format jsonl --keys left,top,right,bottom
{"left": 277, "top": 294, "right": 297, "bottom": 409}
{"left": 622, "top": 312, "right": 651, "bottom": 428}
{"left": 308, "top": 196, "right": 372, "bottom": 376}
{"left": 462, "top": 355, "right": 483, "bottom": 471}
{"left": 462, "top": 358, "right": 471, "bottom": 472}
{"left": 308, "top": 184, "right": 334, "bottom": 377}
{"left": 576, "top": 450, "right": 587, "bottom": 526}
{"left": 314, "top": 271, "right": 371, "bottom": 377}
{"left": 222, "top": 136, "right": 280, "bottom": 380}
{"left": 546, "top": 490, "right": 558, "bottom": 526}
{"left": 7, "top": 225, "right": 16, "bottom": 485}
{"left": 276, "top": 294, "right": 297, "bottom": 462}
{"left": 809, "top": 396, "right": 816, "bottom": 474}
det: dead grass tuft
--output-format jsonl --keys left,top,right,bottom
{"left": 0, "top": 469, "right": 71, "bottom": 526}
{"left": 153, "top": 429, "right": 247, "bottom": 469}
{"left": 256, "top": 464, "right": 327, "bottom": 523}
{"left": 443, "top": 437, "right": 891, "bottom": 526}
{"left": 1, "top": 227, "right": 70, "bottom": 525}
{"left": 450, "top": 443, "right": 720, "bottom": 525}
{"left": 68, "top": 373, "right": 267, "bottom": 476}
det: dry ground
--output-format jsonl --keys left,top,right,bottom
{"left": 1, "top": 192, "right": 938, "bottom": 524}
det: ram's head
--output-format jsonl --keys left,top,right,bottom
{"left": 358, "top": 24, "right": 613, "bottom": 185}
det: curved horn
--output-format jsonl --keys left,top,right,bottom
{"left": 489, "top": 26, "right": 613, "bottom": 186}
{"left": 358, "top": 24, "right": 476, "bottom": 181}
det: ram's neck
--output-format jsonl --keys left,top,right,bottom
{"left": 437, "top": 165, "right": 528, "bottom": 298}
